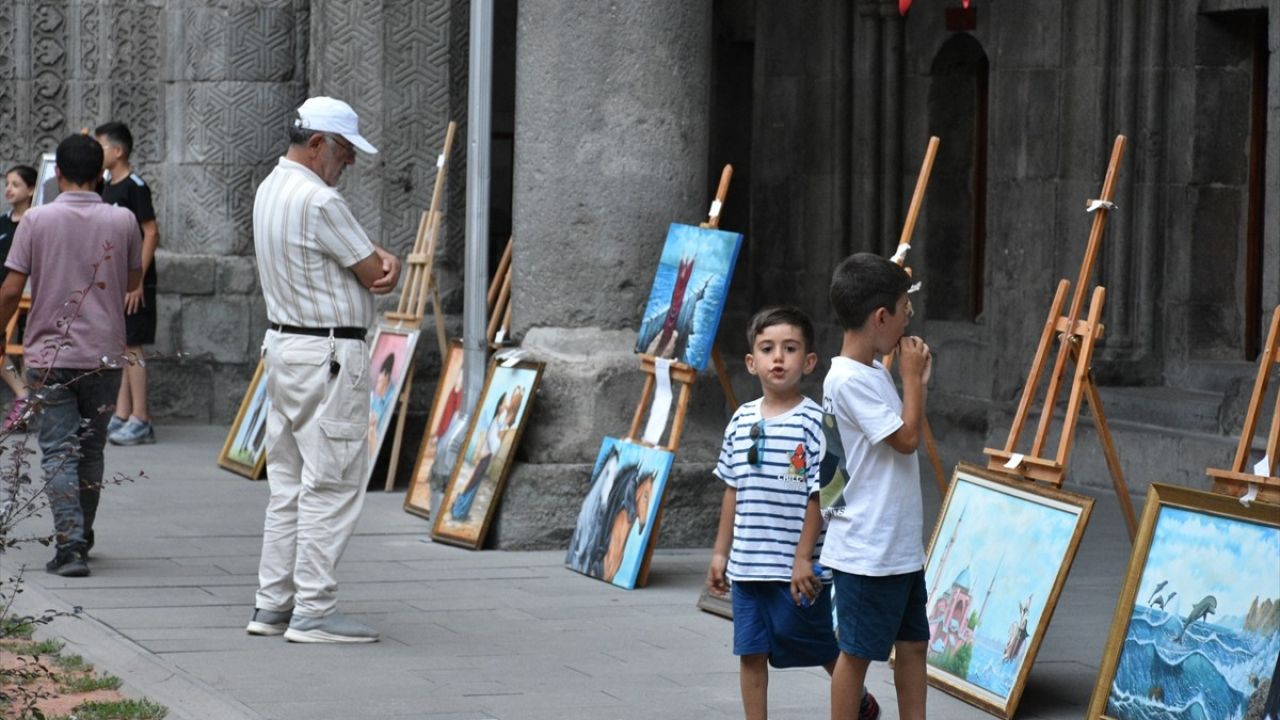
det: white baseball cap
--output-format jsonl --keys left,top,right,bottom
{"left": 294, "top": 96, "right": 378, "bottom": 155}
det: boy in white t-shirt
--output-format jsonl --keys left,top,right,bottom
{"left": 707, "top": 306, "right": 879, "bottom": 720}
{"left": 805, "top": 253, "right": 932, "bottom": 720}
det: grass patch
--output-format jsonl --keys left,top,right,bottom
{"left": 53, "top": 653, "right": 92, "bottom": 672}
{"left": 51, "top": 698, "right": 168, "bottom": 719}
{"left": 0, "top": 617, "right": 36, "bottom": 639}
{"left": 0, "top": 637, "right": 63, "bottom": 655}
{"left": 59, "top": 672, "right": 123, "bottom": 693}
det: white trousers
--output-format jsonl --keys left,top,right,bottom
{"left": 254, "top": 330, "right": 370, "bottom": 618}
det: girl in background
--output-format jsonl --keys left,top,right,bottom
{"left": 0, "top": 165, "right": 35, "bottom": 431}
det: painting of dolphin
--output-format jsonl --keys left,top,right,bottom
{"left": 1147, "top": 580, "right": 1168, "bottom": 605}
{"left": 1175, "top": 595, "right": 1217, "bottom": 642}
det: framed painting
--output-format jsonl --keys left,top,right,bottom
{"left": 634, "top": 223, "right": 743, "bottom": 371}
{"left": 33, "top": 153, "right": 57, "bottom": 207}
{"left": 565, "top": 437, "right": 675, "bottom": 590}
{"left": 431, "top": 357, "right": 544, "bottom": 549}
{"left": 921, "top": 462, "right": 1093, "bottom": 718}
{"left": 217, "top": 360, "right": 270, "bottom": 479}
{"left": 367, "top": 325, "right": 420, "bottom": 472}
{"left": 403, "top": 340, "right": 467, "bottom": 519}
{"left": 1086, "top": 484, "right": 1280, "bottom": 720}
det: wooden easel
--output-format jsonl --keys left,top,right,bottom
{"left": 1207, "top": 305, "right": 1280, "bottom": 504}
{"left": 882, "top": 136, "right": 947, "bottom": 495}
{"left": 629, "top": 164, "right": 741, "bottom": 586}
{"left": 486, "top": 237, "right": 514, "bottom": 346}
{"left": 379, "top": 121, "right": 457, "bottom": 490}
{"left": 982, "top": 135, "right": 1139, "bottom": 539}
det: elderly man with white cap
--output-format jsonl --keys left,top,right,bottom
{"left": 246, "top": 96, "right": 400, "bottom": 643}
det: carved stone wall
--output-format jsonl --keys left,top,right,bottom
{"left": 0, "top": 0, "right": 463, "bottom": 425}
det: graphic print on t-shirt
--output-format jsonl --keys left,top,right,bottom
{"left": 817, "top": 408, "right": 848, "bottom": 516}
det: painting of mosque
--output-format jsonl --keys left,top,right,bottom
{"left": 634, "top": 223, "right": 743, "bottom": 371}
{"left": 1087, "top": 484, "right": 1280, "bottom": 720}
{"left": 922, "top": 463, "right": 1094, "bottom": 718}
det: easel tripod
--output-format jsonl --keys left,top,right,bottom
{"left": 982, "top": 134, "right": 1139, "bottom": 539}
{"left": 1207, "top": 305, "right": 1280, "bottom": 505}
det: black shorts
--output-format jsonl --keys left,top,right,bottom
{"left": 125, "top": 283, "right": 157, "bottom": 346}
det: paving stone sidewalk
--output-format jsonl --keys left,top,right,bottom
{"left": 3, "top": 426, "right": 1134, "bottom": 719}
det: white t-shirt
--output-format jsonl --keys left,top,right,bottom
{"left": 715, "top": 397, "right": 829, "bottom": 583}
{"left": 818, "top": 357, "right": 924, "bottom": 576}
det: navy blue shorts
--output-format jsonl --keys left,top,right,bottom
{"left": 832, "top": 569, "right": 929, "bottom": 661}
{"left": 732, "top": 580, "right": 839, "bottom": 669}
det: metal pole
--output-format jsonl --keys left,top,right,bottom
{"left": 462, "top": 0, "right": 493, "bottom": 409}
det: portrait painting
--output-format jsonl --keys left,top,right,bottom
{"left": 431, "top": 357, "right": 544, "bottom": 549}
{"left": 634, "top": 223, "right": 743, "bottom": 371}
{"left": 565, "top": 437, "right": 675, "bottom": 590}
{"left": 404, "top": 341, "right": 467, "bottom": 518}
{"left": 1087, "top": 484, "right": 1280, "bottom": 720}
{"left": 921, "top": 463, "right": 1093, "bottom": 718}
{"left": 367, "top": 326, "right": 419, "bottom": 470}
{"left": 216, "top": 360, "right": 270, "bottom": 480}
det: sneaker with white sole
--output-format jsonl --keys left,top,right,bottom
{"left": 283, "top": 612, "right": 379, "bottom": 644}
{"left": 109, "top": 417, "right": 155, "bottom": 446}
{"left": 246, "top": 608, "right": 292, "bottom": 636}
{"left": 106, "top": 414, "right": 128, "bottom": 436}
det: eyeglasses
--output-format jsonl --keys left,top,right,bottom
{"left": 747, "top": 421, "right": 764, "bottom": 466}
{"left": 326, "top": 134, "right": 355, "bottom": 160}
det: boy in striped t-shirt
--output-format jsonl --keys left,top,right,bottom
{"left": 708, "top": 306, "right": 879, "bottom": 720}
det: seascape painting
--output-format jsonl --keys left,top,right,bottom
{"left": 922, "top": 463, "right": 1093, "bottom": 718}
{"left": 431, "top": 359, "right": 543, "bottom": 549}
{"left": 634, "top": 223, "right": 743, "bottom": 371}
{"left": 1088, "top": 484, "right": 1280, "bottom": 720}
{"left": 565, "top": 438, "right": 675, "bottom": 590}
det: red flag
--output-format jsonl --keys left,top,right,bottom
{"left": 899, "top": 0, "right": 911, "bottom": 14}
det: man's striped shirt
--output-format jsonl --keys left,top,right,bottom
{"left": 715, "top": 397, "right": 830, "bottom": 582}
{"left": 253, "top": 157, "right": 376, "bottom": 329}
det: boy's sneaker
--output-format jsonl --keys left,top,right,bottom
{"left": 2, "top": 397, "right": 30, "bottom": 432}
{"left": 859, "top": 690, "right": 881, "bottom": 720}
{"left": 46, "top": 548, "right": 90, "bottom": 577}
{"left": 283, "top": 612, "right": 379, "bottom": 644}
{"left": 106, "top": 415, "right": 127, "bottom": 436}
{"left": 110, "top": 417, "right": 155, "bottom": 446}
{"left": 246, "top": 608, "right": 293, "bottom": 636}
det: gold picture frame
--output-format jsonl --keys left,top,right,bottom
{"left": 921, "top": 462, "right": 1093, "bottom": 718}
{"left": 431, "top": 356, "right": 544, "bottom": 549}
{"left": 1086, "top": 484, "right": 1280, "bottom": 719}
{"left": 403, "top": 340, "right": 467, "bottom": 518}
{"left": 216, "top": 360, "right": 269, "bottom": 480}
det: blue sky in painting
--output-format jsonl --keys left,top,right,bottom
{"left": 1136, "top": 505, "right": 1280, "bottom": 621}
{"left": 923, "top": 474, "right": 1083, "bottom": 645}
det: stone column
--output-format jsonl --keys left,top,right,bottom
{"left": 498, "top": 0, "right": 715, "bottom": 548}
{"left": 157, "top": 1, "right": 309, "bottom": 422}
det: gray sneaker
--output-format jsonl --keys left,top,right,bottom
{"left": 283, "top": 612, "right": 379, "bottom": 644}
{"left": 246, "top": 608, "right": 292, "bottom": 636}
{"left": 110, "top": 417, "right": 155, "bottom": 446}
{"left": 106, "top": 415, "right": 127, "bottom": 436}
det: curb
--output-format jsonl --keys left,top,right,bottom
{"left": 8, "top": 580, "right": 266, "bottom": 720}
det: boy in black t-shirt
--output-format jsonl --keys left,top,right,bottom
{"left": 96, "top": 122, "right": 158, "bottom": 445}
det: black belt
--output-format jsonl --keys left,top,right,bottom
{"left": 271, "top": 324, "right": 366, "bottom": 342}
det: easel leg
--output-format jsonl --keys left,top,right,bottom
{"left": 710, "top": 347, "right": 739, "bottom": 410}
{"left": 432, "top": 286, "right": 448, "bottom": 364}
{"left": 384, "top": 369, "right": 416, "bottom": 492}
{"left": 922, "top": 419, "right": 947, "bottom": 496}
{"left": 1083, "top": 374, "right": 1137, "bottom": 540}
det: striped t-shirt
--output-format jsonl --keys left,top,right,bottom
{"left": 715, "top": 396, "right": 830, "bottom": 583}
{"left": 252, "top": 157, "right": 376, "bottom": 329}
